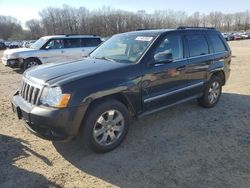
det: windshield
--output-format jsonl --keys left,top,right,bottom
{"left": 90, "top": 34, "right": 155, "bottom": 63}
{"left": 30, "top": 37, "right": 49, "bottom": 50}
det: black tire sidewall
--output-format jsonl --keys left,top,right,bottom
{"left": 24, "top": 59, "right": 40, "bottom": 70}
{"left": 200, "top": 76, "right": 222, "bottom": 108}
{"left": 82, "top": 99, "right": 129, "bottom": 153}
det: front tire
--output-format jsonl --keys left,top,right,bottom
{"left": 81, "top": 99, "right": 129, "bottom": 153}
{"left": 198, "top": 76, "right": 222, "bottom": 108}
{"left": 23, "top": 58, "right": 41, "bottom": 70}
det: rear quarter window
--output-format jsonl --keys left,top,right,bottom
{"left": 208, "top": 34, "right": 227, "bottom": 52}
{"left": 186, "top": 35, "right": 209, "bottom": 57}
{"left": 81, "top": 38, "right": 102, "bottom": 47}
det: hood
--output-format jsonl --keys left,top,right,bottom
{"left": 4, "top": 48, "right": 35, "bottom": 58}
{"left": 24, "top": 58, "right": 130, "bottom": 86}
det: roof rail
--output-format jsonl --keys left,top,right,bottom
{"left": 65, "top": 34, "right": 97, "bottom": 37}
{"left": 177, "top": 26, "right": 216, "bottom": 30}
{"left": 136, "top": 28, "right": 155, "bottom": 31}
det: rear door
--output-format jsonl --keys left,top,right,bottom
{"left": 63, "top": 38, "right": 83, "bottom": 61}
{"left": 184, "top": 33, "right": 213, "bottom": 97}
{"left": 81, "top": 38, "right": 102, "bottom": 56}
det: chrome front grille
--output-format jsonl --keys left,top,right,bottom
{"left": 19, "top": 79, "right": 41, "bottom": 105}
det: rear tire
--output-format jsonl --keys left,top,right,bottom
{"left": 81, "top": 99, "right": 129, "bottom": 153}
{"left": 198, "top": 76, "right": 222, "bottom": 108}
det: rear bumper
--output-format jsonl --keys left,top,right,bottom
{"left": 2, "top": 57, "right": 23, "bottom": 68}
{"left": 224, "top": 68, "right": 231, "bottom": 83}
{"left": 12, "top": 92, "right": 87, "bottom": 141}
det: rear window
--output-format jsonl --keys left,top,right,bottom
{"left": 186, "top": 35, "right": 209, "bottom": 57}
{"left": 81, "top": 38, "right": 101, "bottom": 47}
{"left": 209, "top": 34, "right": 227, "bottom": 52}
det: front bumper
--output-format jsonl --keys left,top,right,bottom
{"left": 2, "top": 57, "right": 24, "bottom": 68}
{"left": 12, "top": 92, "right": 87, "bottom": 141}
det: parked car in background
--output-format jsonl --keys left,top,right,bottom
{"left": 227, "top": 33, "right": 235, "bottom": 41}
{"left": 4, "top": 41, "right": 11, "bottom": 48}
{"left": 0, "top": 42, "right": 6, "bottom": 50}
{"left": 11, "top": 27, "right": 231, "bottom": 152}
{"left": 8, "top": 41, "right": 23, "bottom": 49}
{"left": 22, "top": 40, "right": 37, "bottom": 48}
{"left": 240, "top": 32, "right": 250, "bottom": 39}
{"left": 233, "top": 33, "right": 242, "bottom": 40}
{"left": 2, "top": 35, "right": 102, "bottom": 70}
{"left": 222, "top": 33, "right": 230, "bottom": 41}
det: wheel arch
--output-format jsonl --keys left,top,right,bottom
{"left": 78, "top": 92, "right": 137, "bottom": 133}
{"left": 24, "top": 57, "right": 42, "bottom": 64}
{"left": 85, "top": 92, "right": 137, "bottom": 118}
{"left": 209, "top": 70, "right": 226, "bottom": 85}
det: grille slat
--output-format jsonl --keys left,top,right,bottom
{"left": 25, "top": 85, "right": 30, "bottom": 100}
{"left": 21, "top": 82, "right": 26, "bottom": 97}
{"left": 28, "top": 86, "right": 34, "bottom": 103}
{"left": 31, "top": 88, "right": 38, "bottom": 104}
{"left": 19, "top": 79, "right": 41, "bottom": 105}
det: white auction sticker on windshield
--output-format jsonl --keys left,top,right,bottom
{"left": 135, "top": 36, "right": 153, "bottom": 41}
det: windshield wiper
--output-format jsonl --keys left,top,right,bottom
{"left": 91, "top": 56, "right": 116, "bottom": 62}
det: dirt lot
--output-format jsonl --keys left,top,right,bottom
{"left": 0, "top": 40, "right": 249, "bottom": 188}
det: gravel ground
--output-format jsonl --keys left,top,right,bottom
{"left": 0, "top": 40, "right": 249, "bottom": 188}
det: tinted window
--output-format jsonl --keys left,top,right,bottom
{"left": 154, "top": 35, "right": 183, "bottom": 61}
{"left": 82, "top": 38, "right": 101, "bottom": 47}
{"left": 209, "top": 34, "right": 227, "bottom": 52}
{"left": 64, "top": 38, "right": 81, "bottom": 48}
{"left": 186, "top": 35, "right": 209, "bottom": 57}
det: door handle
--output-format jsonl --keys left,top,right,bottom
{"left": 176, "top": 66, "right": 186, "bottom": 71}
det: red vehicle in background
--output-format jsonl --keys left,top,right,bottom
{"left": 233, "top": 33, "right": 242, "bottom": 40}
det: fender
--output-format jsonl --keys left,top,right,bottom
{"left": 208, "top": 60, "right": 225, "bottom": 78}
{"left": 62, "top": 63, "right": 144, "bottom": 117}
{"left": 81, "top": 77, "right": 142, "bottom": 115}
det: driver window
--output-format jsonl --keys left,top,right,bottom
{"left": 45, "top": 39, "right": 64, "bottom": 49}
{"left": 154, "top": 35, "right": 183, "bottom": 61}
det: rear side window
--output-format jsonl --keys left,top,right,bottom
{"left": 186, "top": 35, "right": 209, "bottom": 57}
{"left": 64, "top": 38, "right": 81, "bottom": 48}
{"left": 208, "top": 34, "right": 227, "bottom": 52}
{"left": 81, "top": 38, "right": 101, "bottom": 47}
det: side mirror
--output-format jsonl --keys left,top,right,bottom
{"left": 154, "top": 52, "right": 173, "bottom": 64}
{"left": 45, "top": 46, "right": 51, "bottom": 50}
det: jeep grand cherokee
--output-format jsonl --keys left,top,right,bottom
{"left": 12, "top": 27, "right": 231, "bottom": 152}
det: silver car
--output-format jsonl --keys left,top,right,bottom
{"left": 2, "top": 35, "right": 102, "bottom": 70}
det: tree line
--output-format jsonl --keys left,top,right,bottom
{"left": 1, "top": 5, "right": 250, "bottom": 40}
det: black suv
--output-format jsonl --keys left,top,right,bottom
{"left": 12, "top": 27, "right": 231, "bottom": 152}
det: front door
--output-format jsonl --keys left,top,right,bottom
{"left": 40, "top": 39, "right": 68, "bottom": 64}
{"left": 142, "top": 34, "right": 189, "bottom": 112}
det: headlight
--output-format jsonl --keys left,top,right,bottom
{"left": 40, "top": 86, "right": 71, "bottom": 108}
{"left": 9, "top": 53, "right": 19, "bottom": 59}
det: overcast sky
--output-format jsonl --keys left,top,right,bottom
{"left": 1, "top": 0, "right": 250, "bottom": 26}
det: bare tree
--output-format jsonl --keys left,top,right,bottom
{"left": 0, "top": 16, "right": 23, "bottom": 40}
{"left": 25, "top": 19, "right": 43, "bottom": 39}
{"left": 3, "top": 6, "right": 250, "bottom": 40}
